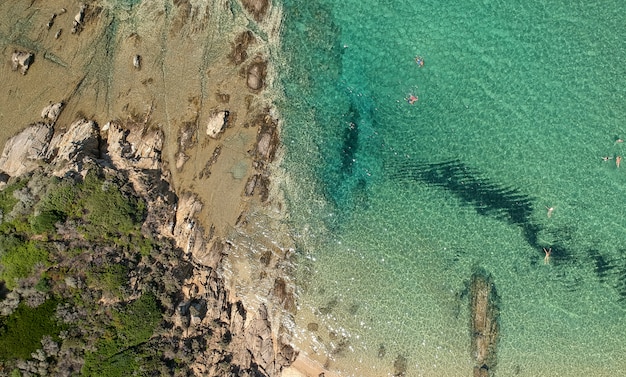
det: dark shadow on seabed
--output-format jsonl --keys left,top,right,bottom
{"left": 388, "top": 157, "right": 626, "bottom": 306}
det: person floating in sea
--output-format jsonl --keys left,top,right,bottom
{"left": 617, "top": 155, "right": 622, "bottom": 168}
{"left": 543, "top": 247, "right": 552, "bottom": 265}
{"left": 545, "top": 206, "right": 555, "bottom": 218}
{"left": 415, "top": 56, "right": 424, "bottom": 67}
{"left": 406, "top": 94, "right": 418, "bottom": 104}
{"left": 601, "top": 156, "right": 613, "bottom": 162}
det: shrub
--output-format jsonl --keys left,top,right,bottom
{"left": 82, "top": 293, "right": 162, "bottom": 376}
{"left": 29, "top": 209, "right": 66, "bottom": 234}
{"left": 0, "top": 240, "right": 48, "bottom": 290}
{"left": 86, "top": 264, "right": 128, "bottom": 297}
{"left": 0, "top": 299, "right": 62, "bottom": 360}
{"left": 76, "top": 172, "right": 145, "bottom": 240}
{"left": 0, "top": 180, "right": 27, "bottom": 217}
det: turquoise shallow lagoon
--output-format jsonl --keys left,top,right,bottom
{"left": 276, "top": 0, "right": 626, "bottom": 376}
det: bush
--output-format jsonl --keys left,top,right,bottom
{"left": 0, "top": 299, "right": 62, "bottom": 360}
{"left": 29, "top": 210, "right": 66, "bottom": 234}
{"left": 82, "top": 293, "right": 162, "bottom": 376}
{"left": 35, "top": 171, "right": 146, "bottom": 241}
{"left": 0, "top": 239, "right": 48, "bottom": 290}
{"left": 86, "top": 264, "right": 128, "bottom": 297}
{"left": 0, "top": 180, "right": 27, "bottom": 217}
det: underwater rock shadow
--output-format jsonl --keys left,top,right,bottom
{"left": 388, "top": 158, "right": 626, "bottom": 305}
{"left": 388, "top": 158, "right": 542, "bottom": 247}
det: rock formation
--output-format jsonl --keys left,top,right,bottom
{"left": 11, "top": 50, "right": 34, "bottom": 75}
{"left": 206, "top": 111, "right": 229, "bottom": 138}
{"left": 0, "top": 103, "right": 296, "bottom": 376}
{"left": 470, "top": 269, "right": 500, "bottom": 377}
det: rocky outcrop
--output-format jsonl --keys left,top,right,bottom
{"left": 247, "top": 57, "right": 267, "bottom": 91}
{"left": 40, "top": 102, "right": 64, "bottom": 123}
{"left": 470, "top": 269, "right": 500, "bottom": 377}
{"left": 11, "top": 50, "right": 34, "bottom": 75}
{"left": 206, "top": 111, "right": 229, "bottom": 139}
{"left": 48, "top": 119, "right": 100, "bottom": 177}
{"left": 241, "top": 0, "right": 270, "bottom": 22}
{"left": 0, "top": 123, "right": 52, "bottom": 178}
{"left": 0, "top": 105, "right": 295, "bottom": 376}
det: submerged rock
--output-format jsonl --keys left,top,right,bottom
{"left": 247, "top": 59, "right": 267, "bottom": 91}
{"left": 470, "top": 269, "right": 500, "bottom": 377}
{"left": 229, "top": 30, "right": 256, "bottom": 65}
{"left": 241, "top": 0, "right": 270, "bottom": 22}
{"left": 11, "top": 50, "right": 34, "bottom": 75}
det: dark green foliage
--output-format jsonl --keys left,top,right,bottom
{"left": 86, "top": 264, "right": 128, "bottom": 297}
{"left": 0, "top": 168, "right": 188, "bottom": 375}
{"left": 30, "top": 209, "right": 66, "bottom": 234}
{"left": 82, "top": 293, "right": 162, "bottom": 376}
{"left": 0, "top": 179, "right": 27, "bottom": 216}
{"left": 0, "top": 299, "right": 62, "bottom": 360}
{"left": 83, "top": 348, "right": 138, "bottom": 377}
{"left": 0, "top": 238, "right": 48, "bottom": 290}
{"left": 79, "top": 172, "right": 145, "bottom": 238}
{"left": 35, "top": 171, "right": 146, "bottom": 240}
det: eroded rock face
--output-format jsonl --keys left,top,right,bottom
{"left": 105, "top": 121, "right": 163, "bottom": 171}
{"left": 11, "top": 50, "right": 34, "bottom": 75}
{"left": 171, "top": 192, "right": 207, "bottom": 259}
{"left": 40, "top": 102, "right": 64, "bottom": 124}
{"left": 0, "top": 123, "right": 53, "bottom": 177}
{"left": 49, "top": 119, "right": 100, "bottom": 176}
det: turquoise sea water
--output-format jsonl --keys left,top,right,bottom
{"left": 276, "top": 0, "right": 626, "bottom": 376}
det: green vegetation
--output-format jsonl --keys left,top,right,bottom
{"left": 80, "top": 172, "right": 146, "bottom": 238}
{"left": 82, "top": 293, "right": 162, "bottom": 376}
{"left": 0, "top": 179, "right": 27, "bottom": 216}
{"left": 35, "top": 171, "right": 146, "bottom": 240}
{"left": 29, "top": 209, "right": 66, "bottom": 234}
{"left": 0, "top": 237, "right": 48, "bottom": 290}
{"left": 0, "top": 166, "right": 192, "bottom": 376}
{"left": 0, "top": 299, "right": 62, "bottom": 360}
{"left": 86, "top": 264, "right": 128, "bottom": 297}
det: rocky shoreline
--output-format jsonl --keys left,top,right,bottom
{"left": 1, "top": 0, "right": 299, "bottom": 376}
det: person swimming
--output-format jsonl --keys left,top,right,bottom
{"left": 406, "top": 94, "right": 418, "bottom": 104}
{"left": 415, "top": 56, "right": 424, "bottom": 67}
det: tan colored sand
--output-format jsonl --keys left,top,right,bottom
{"left": 282, "top": 355, "right": 340, "bottom": 377}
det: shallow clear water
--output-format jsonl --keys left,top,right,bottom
{"left": 276, "top": 0, "right": 626, "bottom": 376}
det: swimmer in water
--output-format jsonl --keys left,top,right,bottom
{"left": 546, "top": 206, "right": 554, "bottom": 218}
{"left": 602, "top": 156, "right": 613, "bottom": 162}
{"left": 406, "top": 94, "right": 418, "bottom": 105}
{"left": 617, "top": 155, "right": 622, "bottom": 168}
{"left": 543, "top": 247, "right": 552, "bottom": 265}
{"left": 415, "top": 56, "right": 424, "bottom": 67}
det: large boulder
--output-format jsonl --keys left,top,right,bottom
{"left": 49, "top": 119, "right": 100, "bottom": 165}
{"left": 105, "top": 121, "right": 163, "bottom": 171}
{"left": 247, "top": 59, "right": 267, "bottom": 91}
{"left": 206, "top": 111, "right": 229, "bottom": 138}
{"left": 11, "top": 51, "right": 34, "bottom": 75}
{"left": 0, "top": 123, "right": 53, "bottom": 177}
